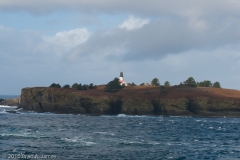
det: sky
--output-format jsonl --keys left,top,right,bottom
{"left": 1, "top": 0, "right": 240, "bottom": 95}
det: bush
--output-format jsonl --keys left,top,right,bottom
{"left": 49, "top": 83, "right": 61, "bottom": 88}
{"left": 63, "top": 84, "right": 70, "bottom": 88}
{"left": 72, "top": 83, "right": 79, "bottom": 89}
{"left": 105, "top": 78, "right": 124, "bottom": 92}
{"left": 164, "top": 81, "right": 170, "bottom": 87}
{"left": 197, "top": 80, "right": 212, "bottom": 87}
{"left": 77, "top": 83, "right": 82, "bottom": 90}
{"left": 151, "top": 78, "right": 160, "bottom": 86}
{"left": 88, "top": 83, "right": 97, "bottom": 89}
{"left": 82, "top": 84, "right": 88, "bottom": 90}
{"left": 184, "top": 77, "right": 197, "bottom": 87}
{"left": 130, "top": 82, "right": 136, "bottom": 86}
{"left": 213, "top": 82, "right": 221, "bottom": 88}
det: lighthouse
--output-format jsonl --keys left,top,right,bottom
{"left": 119, "top": 71, "right": 128, "bottom": 86}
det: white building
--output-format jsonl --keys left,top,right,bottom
{"left": 119, "top": 71, "right": 128, "bottom": 86}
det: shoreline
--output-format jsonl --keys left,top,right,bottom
{"left": 16, "top": 107, "right": 240, "bottom": 118}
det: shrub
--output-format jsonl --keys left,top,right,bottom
{"left": 72, "top": 83, "right": 79, "bottom": 89}
{"left": 151, "top": 78, "right": 160, "bottom": 86}
{"left": 105, "top": 78, "right": 124, "bottom": 92}
{"left": 164, "top": 81, "right": 170, "bottom": 87}
{"left": 184, "top": 77, "right": 197, "bottom": 87}
{"left": 49, "top": 83, "right": 61, "bottom": 88}
{"left": 213, "top": 82, "right": 221, "bottom": 88}
{"left": 63, "top": 84, "right": 70, "bottom": 88}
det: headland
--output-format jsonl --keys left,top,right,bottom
{"left": 15, "top": 85, "right": 240, "bottom": 117}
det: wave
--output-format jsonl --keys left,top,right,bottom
{"left": 0, "top": 109, "right": 7, "bottom": 114}
{"left": 1, "top": 133, "right": 37, "bottom": 138}
{"left": 94, "top": 132, "right": 115, "bottom": 136}
{"left": 0, "top": 105, "right": 18, "bottom": 108}
{"left": 101, "top": 114, "right": 153, "bottom": 118}
{"left": 61, "top": 137, "right": 96, "bottom": 146}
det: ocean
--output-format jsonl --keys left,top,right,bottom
{"left": 0, "top": 105, "right": 240, "bottom": 160}
{"left": 0, "top": 95, "right": 20, "bottom": 99}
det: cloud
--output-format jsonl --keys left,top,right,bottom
{"left": 2, "top": 0, "right": 240, "bottom": 94}
{"left": 119, "top": 16, "right": 149, "bottom": 30}
{"left": 42, "top": 28, "right": 90, "bottom": 51}
{"left": 68, "top": 16, "right": 240, "bottom": 62}
{"left": 1, "top": 0, "right": 240, "bottom": 20}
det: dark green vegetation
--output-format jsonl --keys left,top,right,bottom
{"left": 197, "top": 80, "right": 221, "bottom": 88}
{"left": 49, "top": 83, "right": 61, "bottom": 88}
{"left": 62, "top": 84, "right": 70, "bottom": 88}
{"left": 184, "top": 77, "right": 197, "bottom": 87}
{"left": 105, "top": 78, "right": 124, "bottom": 92}
{"left": 197, "top": 80, "right": 212, "bottom": 87}
{"left": 151, "top": 78, "right": 160, "bottom": 86}
{"left": 129, "top": 82, "right": 136, "bottom": 86}
{"left": 213, "top": 81, "right": 221, "bottom": 88}
{"left": 183, "top": 77, "right": 221, "bottom": 88}
{"left": 50, "top": 83, "right": 97, "bottom": 90}
{"left": 164, "top": 81, "right": 170, "bottom": 87}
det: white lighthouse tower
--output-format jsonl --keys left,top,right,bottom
{"left": 119, "top": 71, "right": 128, "bottom": 86}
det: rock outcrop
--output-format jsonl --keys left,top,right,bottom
{"left": 19, "top": 86, "right": 240, "bottom": 117}
{"left": 0, "top": 98, "right": 20, "bottom": 106}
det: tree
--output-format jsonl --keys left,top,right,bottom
{"left": 197, "top": 82, "right": 204, "bottom": 87}
{"left": 88, "top": 83, "right": 97, "bottom": 89}
{"left": 55, "top": 84, "right": 61, "bottom": 88}
{"left": 72, "top": 83, "right": 79, "bottom": 89}
{"left": 49, "top": 83, "right": 57, "bottom": 88}
{"left": 77, "top": 83, "right": 82, "bottom": 90}
{"left": 49, "top": 83, "right": 61, "bottom": 88}
{"left": 164, "top": 81, "right": 170, "bottom": 87}
{"left": 204, "top": 80, "right": 212, "bottom": 87}
{"left": 105, "top": 77, "right": 124, "bottom": 92}
{"left": 130, "top": 82, "right": 136, "bottom": 86}
{"left": 63, "top": 84, "right": 70, "bottom": 88}
{"left": 151, "top": 78, "right": 160, "bottom": 86}
{"left": 82, "top": 84, "right": 88, "bottom": 90}
{"left": 88, "top": 83, "right": 94, "bottom": 89}
{"left": 197, "top": 80, "right": 212, "bottom": 87}
{"left": 184, "top": 77, "right": 197, "bottom": 87}
{"left": 213, "top": 81, "right": 221, "bottom": 88}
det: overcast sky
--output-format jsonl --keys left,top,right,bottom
{"left": 1, "top": 0, "right": 240, "bottom": 94}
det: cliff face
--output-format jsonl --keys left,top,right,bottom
{"left": 20, "top": 88, "right": 123, "bottom": 114}
{"left": 19, "top": 86, "right": 240, "bottom": 116}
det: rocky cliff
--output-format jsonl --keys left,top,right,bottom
{"left": 19, "top": 86, "right": 240, "bottom": 117}
{"left": 0, "top": 97, "right": 20, "bottom": 106}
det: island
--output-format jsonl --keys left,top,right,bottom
{"left": 18, "top": 84, "right": 240, "bottom": 117}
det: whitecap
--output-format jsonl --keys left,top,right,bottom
{"left": 1, "top": 133, "right": 37, "bottom": 138}
{"left": 95, "top": 132, "right": 115, "bottom": 136}
{"left": 0, "top": 105, "right": 18, "bottom": 108}
{"left": 0, "top": 109, "right": 7, "bottom": 114}
{"left": 85, "top": 142, "right": 96, "bottom": 146}
{"left": 61, "top": 137, "right": 96, "bottom": 146}
{"left": 117, "top": 114, "right": 128, "bottom": 117}
{"left": 147, "top": 141, "right": 160, "bottom": 145}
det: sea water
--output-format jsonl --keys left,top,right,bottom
{"left": 0, "top": 95, "right": 19, "bottom": 99}
{"left": 0, "top": 105, "right": 240, "bottom": 160}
